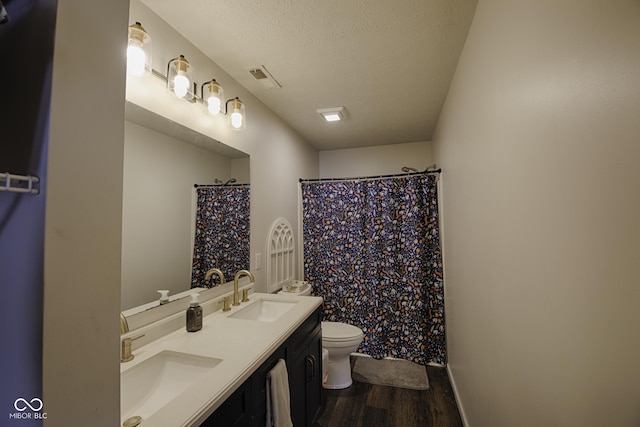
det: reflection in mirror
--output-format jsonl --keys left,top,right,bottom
{"left": 191, "top": 184, "right": 250, "bottom": 288}
{"left": 121, "top": 102, "right": 249, "bottom": 315}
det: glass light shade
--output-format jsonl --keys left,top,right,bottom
{"left": 127, "top": 22, "right": 152, "bottom": 77}
{"left": 202, "top": 80, "right": 224, "bottom": 115}
{"left": 227, "top": 98, "right": 246, "bottom": 130}
{"left": 167, "top": 55, "right": 194, "bottom": 100}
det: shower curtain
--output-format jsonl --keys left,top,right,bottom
{"left": 301, "top": 174, "right": 445, "bottom": 365}
{"left": 191, "top": 186, "right": 250, "bottom": 288}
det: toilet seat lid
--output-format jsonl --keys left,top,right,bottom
{"left": 322, "top": 322, "right": 364, "bottom": 341}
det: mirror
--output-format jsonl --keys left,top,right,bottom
{"left": 121, "top": 101, "right": 250, "bottom": 316}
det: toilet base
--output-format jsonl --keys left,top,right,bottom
{"left": 323, "top": 379, "right": 352, "bottom": 390}
{"left": 323, "top": 353, "right": 354, "bottom": 389}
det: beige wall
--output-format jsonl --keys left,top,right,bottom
{"left": 319, "top": 141, "right": 432, "bottom": 178}
{"left": 44, "top": 0, "right": 129, "bottom": 426}
{"left": 432, "top": 1, "right": 640, "bottom": 426}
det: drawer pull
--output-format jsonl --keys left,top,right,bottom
{"left": 305, "top": 355, "right": 317, "bottom": 382}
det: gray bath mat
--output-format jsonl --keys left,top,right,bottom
{"left": 351, "top": 356, "right": 429, "bottom": 390}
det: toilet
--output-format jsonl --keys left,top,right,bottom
{"left": 320, "top": 321, "right": 364, "bottom": 389}
{"left": 278, "top": 282, "right": 364, "bottom": 389}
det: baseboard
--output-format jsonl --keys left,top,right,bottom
{"left": 446, "top": 364, "right": 470, "bottom": 427}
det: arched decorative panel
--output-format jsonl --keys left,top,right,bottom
{"left": 266, "top": 218, "right": 295, "bottom": 293}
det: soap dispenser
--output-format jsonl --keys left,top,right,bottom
{"left": 186, "top": 293, "right": 203, "bottom": 332}
{"left": 158, "top": 290, "right": 170, "bottom": 305}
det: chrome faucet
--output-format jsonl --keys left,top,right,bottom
{"left": 205, "top": 268, "right": 226, "bottom": 287}
{"left": 233, "top": 270, "right": 254, "bottom": 306}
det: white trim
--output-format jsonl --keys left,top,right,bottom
{"left": 447, "top": 364, "right": 469, "bottom": 427}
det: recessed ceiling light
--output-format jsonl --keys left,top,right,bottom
{"left": 317, "top": 107, "right": 346, "bottom": 122}
{"left": 323, "top": 113, "right": 342, "bottom": 122}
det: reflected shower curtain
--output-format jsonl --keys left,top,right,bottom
{"left": 191, "top": 186, "right": 250, "bottom": 288}
{"left": 301, "top": 174, "right": 445, "bottom": 365}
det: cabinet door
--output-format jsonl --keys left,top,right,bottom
{"left": 243, "top": 412, "right": 261, "bottom": 427}
{"left": 305, "top": 329, "right": 323, "bottom": 425}
{"left": 289, "top": 327, "right": 323, "bottom": 427}
{"left": 289, "top": 344, "right": 307, "bottom": 426}
{"left": 200, "top": 379, "right": 252, "bottom": 427}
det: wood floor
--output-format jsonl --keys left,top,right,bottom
{"left": 313, "top": 363, "right": 463, "bottom": 427}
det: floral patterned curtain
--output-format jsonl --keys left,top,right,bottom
{"left": 191, "top": 186, "right": 250, "bottom": 288}
{"left": 301, "top": 174, "right": 445, "bottom": 365}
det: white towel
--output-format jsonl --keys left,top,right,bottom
{"left": 265, "top": 358, "right": 293, "bottom": 427}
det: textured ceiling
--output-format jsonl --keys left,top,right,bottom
{"left": 140, "top": 0, "right": 477, "bottom": 150}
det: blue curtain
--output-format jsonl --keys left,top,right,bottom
{"left": 301, "top": 174, "right": 445, "bottom": 365}
{"left": 191, "top": 186, "right": 250, "bottom": 288}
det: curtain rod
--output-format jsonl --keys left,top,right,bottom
{"left": 194, "top": 183, "right": 249, "bottom": 188}
{"left": 299, "top": 168, "right": 441, "bottom": 184}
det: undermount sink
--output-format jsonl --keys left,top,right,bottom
{"left": 121, "top": 350, "right": 223, "bottom": 423}
{"left": 228, "top": 299, "right": 297, "bottom": 322}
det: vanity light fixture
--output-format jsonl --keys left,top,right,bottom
{"left": 226, "top": 97, "right": 246, "bottom": 130}
{"left": 201, "top": 79, "right": 224, "bottom": 115}
{"left": 126, "top": 22, "right": 247, "bottom": 129}
{"left": 167, "top": 55, "right": 195, "bottom": 100}
{"left": 317, "top": 106, "right": 345, "bottom": 122}
{"left": 127, "top": 22, "right": 152, "bottom": 77}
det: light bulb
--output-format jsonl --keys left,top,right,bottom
{"left": 230, "top": 111, "right": 244, "bottom": 129}
{"left": 126, "top": 43, "right": 146, "bottom": 76}
{"left": 173, "top": 74, "right": 189, "bottom": 98}
{"left": 207, "top": 96, "right": 222, "bottom": 115}
{"left": 127, "top": 22, "right": 151, "bottom": 77}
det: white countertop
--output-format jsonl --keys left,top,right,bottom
{"left": 120, "top": 292, "right": 323, "bottom": 427}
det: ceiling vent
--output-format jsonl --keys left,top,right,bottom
{"left": 247, "top": 65, "right": 282, "bottom": 89}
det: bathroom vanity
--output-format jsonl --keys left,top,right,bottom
{"left": 201, "top": 304, "right": 322, "bottom": 426}
{"left": 120, "top": 293, "right": 323, "bottom": 427}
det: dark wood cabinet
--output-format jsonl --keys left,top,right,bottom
{"left": 201, "top": 306, "right": 322, "bottom": 427}
{"left": 289, "top": 312, "right": 323, "bottom": 427}
{"left": 200, "top": 379, "right": 252, "bottom": 427}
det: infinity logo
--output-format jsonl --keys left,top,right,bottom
{"left": 14, "top": 398, "right": 43, "bottom": 412}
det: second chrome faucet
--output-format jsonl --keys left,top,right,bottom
{"left": 233, "top": 270, "right": 254, "bottom": 306}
